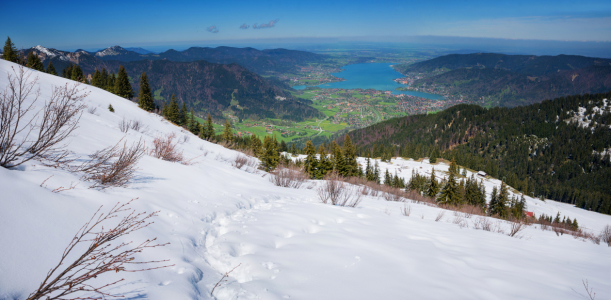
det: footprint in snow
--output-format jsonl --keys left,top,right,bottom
{"left": 159, "top": 280, "right": 172, "bottom": 286}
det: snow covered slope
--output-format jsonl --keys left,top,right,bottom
{"left": 0, "top": 59, "right": 609, "bottom": 300}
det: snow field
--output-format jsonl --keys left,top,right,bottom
{"left": 0, "top": 60, "right": 610, "bottom": 300}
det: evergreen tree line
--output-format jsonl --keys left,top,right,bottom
{"left": 343, "top": 91, "right": 611, "bottom": 215}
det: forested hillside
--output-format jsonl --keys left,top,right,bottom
{"left": 395, "top": 53, "right": 611, "bottom": 107}
{"left": 341, "top": 91, "right": 611, "bottom": 214}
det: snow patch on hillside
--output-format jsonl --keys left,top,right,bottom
{"left": 0, "top": 60, "right": 609, "bottom": 300}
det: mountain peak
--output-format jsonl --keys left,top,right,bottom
{"left": 95, "top": 45, "right": 128, "bottom": 57}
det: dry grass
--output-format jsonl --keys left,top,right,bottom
{"left": 508, "top": 220, "right": 527, "bottom": 237}
{"left": 118, "top": 118, "right": 130, "bottom": 133}
{"left": 270, "top": 164, "right": 308, "bottom": 189}
{"left": 473, "top": 216, "right": 492, "bottom": 231}
{"left": 149, "top": 133, "right": 184, "bottom": 163}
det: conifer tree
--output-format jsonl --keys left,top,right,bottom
{"left": 290, "top": 142, "right": 298, "bottom": 155}
{"left": 572, "top": 219, "right": 579, "bottom": 230}
{"left": 449, "top": 157, "right": 459, "bottom": 175}
{"left": 188, "top": 109, "right": 198, "bottom": 134}
{"left": 426, "top": 168, "right": 440, "bottom": 198}
{"left": 331, "top": 141, "right": 345, "bottom": 174}
{"left": 108, "top": 104, "right": 114, "bottom": 112}
{"left": 108, "top": 71, "right": 116, "bottom": 92}
{"left": 384, "top": 169, "right": 392, "bottom": 186}
{"left": 165, "top": 93, "right": 180, "bottom": 124}
{"left": 343, "top": 135, "right": 358, "bottom": 177}
{"left": 365, "top": 158, "right": 374, "bottom": 182}
{"left": 2, "top": 37, "right": 18, "bottom": 63}
{"left": 114, "top": 66, "right": 133, "bottom": 99}
{"left": 180, "top": 103, "right": 187, "bottom": 126}
{"left": 46, "top": 61, "right": 57, "bottom": 75}
{"left": 279, "top": 140, "right": 288, "bottom": 153}
{"left": 317, "top": 145, "right": 332, "bottom": 179}
{"left": 26, "top": 52, "right": 44, "bottom": 71}
{"left": 429, "top": 148, "right": 438, "bottom": 163}
{"left": 91, "top": 69, "right": 102, "bottom": 87}
{"left": 71, "top": 65, "right": 85, "bottom": 82}
{"left": 373, "top": 161, "right": 381, "bottom": 184}
{"left": 222, "top": 119, "right": 233, "bottom": 142}
{"left": 251, "top": 136, "right": 263, "bottom": 157}
{"left": 492, "top": 181, "right": 509, "bottom": 219}
{"left": 205, "top": 113, "right": 215, "bottom": 140}
{"left": 304, "top": 140, "right": 318, "bottom": 178}
{"left": 261, "top": 135, "right": 280, "bottom": 171}
{"left": 137, "top": 72, "right": 155, "bottom": 111}
{"left": 436, "top": 170, "right": 462, "bottom": 205}
{"left": 488, "top": 186, "right": 498, "bottom": 216}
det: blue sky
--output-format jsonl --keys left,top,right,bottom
{"left": 2, "top": 0, "right": 610, "bottom": 50}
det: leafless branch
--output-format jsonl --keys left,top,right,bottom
{"left": 26, "top": 199, "right": 172, "bottom": 300}
{"left": 211, "top": 263, "right": 241, "bottom": 296}
{"left": 0, "top": 66, "right": 87, "bottom": 168}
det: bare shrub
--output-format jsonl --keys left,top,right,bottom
{"left": 149, "top": 133, "right": 184, "bottom": 162}
{"left": 401, "top": 204, "right": 411, "bottom": 217}
{"left": 118, "top": 118, "right": 130, "bottom": 133}
{"left": 317, "top": 173, "right": 362, "bottom": 207}
{"left": 233, "top": 154, "right": 249, "bottom": 169}
{"left": 78, "top": 139, "right": 145, "bottom": 189}
{"left": 130, "top": 120, "right": 142, "bottom": 131}
{"left": 86, "top": 106, "right": 97, "bottom": 114}
{"left": 435, "top": 211, "right": 445, "bottom": 222}
{"left": 270, "top": 164, "right": 308, "bottom": 189}
{"left": 474, "top": 216, "right": 492, "bottom": 231}
{"left": 493, "top": 220, "right": 505, "bottom": 234}
{"left": 0, "top": 66, "right": 87, "bottom": 168}
{"left": 508, "top": 221, "right": 526, "bottom": 237}
{"left": 211, "top": 264, "right": 241, "bottom": 296}
{"left": 600, "top": 225, "right": 611, "bottom": 246}
{"left": 452, "top": 214, "right": 466, "bottom": 227}
{"left": 26, "top": 200, "right": 172, "bottom": 300}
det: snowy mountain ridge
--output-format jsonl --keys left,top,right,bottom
{"left": 0, "top": 59, "right": 609, "bottom": 300}
{"left": 94, "top": 45, "right": 129, "bottom": 57}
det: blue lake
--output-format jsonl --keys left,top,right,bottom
{"left": 313, "top": 63, "right": 444, "bottom": 100}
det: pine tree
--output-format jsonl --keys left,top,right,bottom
{"left": 137, "top": 72, "right": 155, "bottom": 111}
{"left": 114, "top": 66, "right": 133, "bottom": 99}
{"left": 205, "top": 113, "right": 215, "bottom": 140}
{"left": 492, "top": 182, "right": 510, "bottom": 218}
{"left": 108, "top": 71, "right": 116, "bottom": 92}
{"left": 572, "top": 219, "right": 579, "bottom": 230}
{"left": 318, "top": 146, "right": 332, "bottom": 179}
{"left": 46, "top": 61, "right": 57, "bottom": 75}
{"left": 91, "top": 69, "right": 102, "bottom": 87}
{"left": 251, "top": 136, "right": 263, "bottom": 157}
{"left": 373, "top": 161, "right": 380, "bottom": 184}
{"left": 429, "top": 148, "right": 438, "bottom": 163}
{"left": 261, "top": 135, "right": 280, "bottom": 171}
{"left": 304, "top": 140, "right": 318, "bottom": 178}
{"left": 188, "top": 109, "right": 198, "bottom": 134}
{"left": 426, "top": 168, "right": 440, "bottom": 198}
{"left": 331, "top": 141, "right": 345, "bottom": 174}
{"left": 180, "top": 103, "right": 187, "bottom": 126}
{"left": 384, "top": 169, "right": 392, "bottom": 186}
{"left": 449, "top": 157, "right": 459, "bottom": 175}
{"left": 489, "top": 186, "right": 498, "bottom": 216}
{"left": 222, "top": 119, "right": 233, "bottom": 142}
{"left": 343, "top": 135, "right": 358, "bottom": 177}
{"left": 2, "top": 37, "right": 18, "bottom": 63}
{"left": 71, "top": 65, "right": 85, "bottom": 82}
{"left": 165, "top": 93, "right": 180, "bottom": 124}
{"left": 279, "top": 140, "right": 288, "bottom": 153}
{"left": 290, "top": 142, "right": 298, "bottom": 155}
{"left": 26, "top": 52, "right": 44, "bottom": 71}
{"left": 108, "top": 104, "right": 114, "bottom": 112}
{"left": 436, "top": 170, "right": 462, "bottom": 205}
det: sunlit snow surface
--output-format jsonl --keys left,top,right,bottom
{"left": 0, "top": 60, "right": 609, "bottom": 300}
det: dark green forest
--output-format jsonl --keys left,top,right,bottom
{"left": 341, "top": 91, "right": 611, "bottom": 214}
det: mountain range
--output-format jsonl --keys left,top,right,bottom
{"left": 24, "top": 45, "right": 322, "bottom": 121}
{"left": 396, "top": 53, "right": 611, "bottom": 107}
